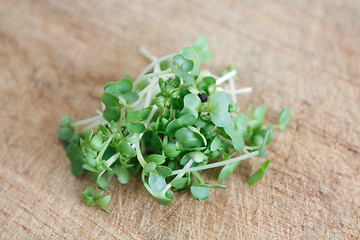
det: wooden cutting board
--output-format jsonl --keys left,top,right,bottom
{"left": 1, "top": 0, "right": 359, "bottom": 239}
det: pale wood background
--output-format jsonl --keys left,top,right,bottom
{"left": 1, "top": 0, "right": 359, "bottom": 239}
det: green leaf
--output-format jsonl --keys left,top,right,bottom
{"left": 103, "top": 108, "right": 121, "bottom": 122}
{"left": 126, "top": 122, "right": 145, "bottom": 134}
{"left": 209, "top": 92, "right": 231, "bottom": 127}
{"left": 90, "top": 135, "right": 103, "bottom": 151}
{"left": 172, "top": 54, "right": 194, "bottom": 72}
{"left": 116, "top": 141, "right": 136, "bottom": 157}
{"left": 66, "top": 142, "right": 84, "bottom": 176}
{"left": 248, "top": 160, "right": 271, "bottom": 186}
{"left": 59, "top": 115, "right": 74, "bottom": 141}
{"left": 94, "top": 190, "right": 104, "bottom": 200}
{"left": 84, "top": 152, "right": 96, "bottom": 167}
{"left": 248, "top": 104, "right": 266, "bottom": 131}
{"left": 109, "top": 166, "right": 131, "bottom": 184}
{"left": 218, "top": 161, "right": 242, "bottom": 181}
{"left": 197, "top": 182, "right": 228, "bottom": 189}
{"left": 170, "top": 64, "right": 195, "bottom": 84}
{"left": 136, "top": 79, "right": 149, "bottom": 91}
{"left": 180, "top": 94, "right": 201, "bottom": 118}
{"left": 224, "top": 117, "right": 245, "bottom": 151}
{"left": 210, "top": 136, "right": 223, "bottom": 151}
{"left": 178, "top": 114, "right": 197, "bottom": 126}
{"left": 175, "top": 128, "right": 203, "bottom": 149}
{"left": 198, "top": 49, "right": 212, "bottom": 63}
{"left": 160, "top": 60, "right": 170, "bottom": 71}
{"left": 182, "top": 47, "right": 197, "bottom": 61}
{"left": 190, "top": 181, "right": 210, "bottom": 201}
{"left": 148, "top": 154, "right": 166, "bottom": 165}
{"left": 97, "top": 195, "right": 111, "bottom": 208}
{"left": 148, "top": 172, "right": 166, "bottom": 192}
{"left": 126, "top": 110, "right": 148, "bottom": 134}
{"left": 121, "top": 92, "right": 139, "bottom": 103}
{"left": 96, "top": 177, "right": 109, "bottom": 189}
{"left": 188, "top": 151, "right": 207, "bottom": 163}
{"left": 104, "top": 78, "right": 133, "bottom": 97}
{"left": 166, "top": 114, "right": 196, "bottom": 134}
{"left": 264, "top": 125, "right": 274, "bottom": 145}
{"left": 144, "top": 162, "right": 157, "bottom": 173}
{"left": 82, "top": 187, "right": 96, "bottom": 206}
{"left": 99, "top": 125, "right": 111, "bottom": 137}
{"left": 124, "top": 136, "right": 139, "bottom": 144}
{"left": 60, "top": 114, "right": 73, "bottom": 127}
{"left": 156, "top": 189, "right": 174, "bottom": 205}
{"left": 163, "top": 143, "right": 181, "bottom": 158}
{"left": 193, "top": 36, "right": 209, "bottom": 53}
{"left": 156, "top": 166, "right": 172, "bottom": 177}
{"left": 59, "top": 126, "right": 75, "bottom": 141}
{"left": 171, "top": 178, "right": 189, "bottom": 190}
{"left": 101, "top": 93, "right": 121, "bottom": 122}
{"left": 83, "top": 186, "right": 95, "bottom": 197}
{"left": 279, "top": 107, "right": 291, "bottom": 131}
{"left": 150, "top": 133, "right": 162, "bottom": 155}
{"left": 101, "top": 92, "right": 120, "bottom": 107}
{"left": 166, "top": 119, "right": 182, "bottom": 134}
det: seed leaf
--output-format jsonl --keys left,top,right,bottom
{"left": 248, "top": 160, "right": 271, "bottom": 186}
{"left": 148, "top": 172, "right": 166, "bottom": 192}
{"left": 279, "top": 107, "right": 291, "bottom": 130}
{"left": 190, "top": 181, "right": 210, "bottom": 201}
{"left": 209, "top": 91, "right": 231, "bottom": 127}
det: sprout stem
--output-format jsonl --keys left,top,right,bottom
{"left": 163, "top": 159, "right": 194, "bottom": 192}
{"left": 72, "top": 115, "right": 103, "bottom": 127}
{"left": 170, "top": 151, "right": 259, "bottom": 176}
{"left": 79, "top": 121, "right": 104, "bottom": 134}
{"left": 139, "top": 47, "right": 156, "bottom": 61}
{"left": 95, "top": 135, "right": 114, "bottom": 164}
{"left": 192, "top": 171, "right": 205, "bottom": 184}
{"left": 140, "top": 69, "right": 172, "bottom": 81}
{"left": 216, "top": 70, "right": 237, "bottom": 86}
{"left": 228, "top": 78, "right": 237, "bottom": 103}
{"left": 98, "top": 153, "right": 121, "bottom": 178}
{"left": 135, "top": 136, "right": 147, "bottom": 168}
{"left": 230, "top": 87, "right": 253, "bottom": 94}
{"left": 135, "top": 53, "right": 176, "bottom": 83}
{"left": 243, "top": 149, "right": 262, "bottom": 165}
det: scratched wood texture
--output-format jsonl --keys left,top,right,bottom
{"left": 0, "top": 0, "right": 359, "bottom": 239}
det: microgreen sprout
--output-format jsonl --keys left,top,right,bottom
{"left": 59, "top": 37, "right": 291, "bottom": 211}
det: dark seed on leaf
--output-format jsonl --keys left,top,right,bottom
{"left": 198, "top": 93, "right": 208, "bottom": 102}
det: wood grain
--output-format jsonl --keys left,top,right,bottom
{"left": 0, "top": 0, "right": 359, "bottom": 239}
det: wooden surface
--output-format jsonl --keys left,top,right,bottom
{"left": 1, "top": 0, "right": 359, "bottom": 239}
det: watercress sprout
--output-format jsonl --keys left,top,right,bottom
{"left": 58, "top": 36, "right": 291, "bottom": 211}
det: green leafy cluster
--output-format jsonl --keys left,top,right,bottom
{"left": 58, "top": 37, "right": 291, "bottom": 212}
{"left": 82, "top": 186, "right": 111, "bottom": 213}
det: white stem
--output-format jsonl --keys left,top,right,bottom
{"left": 140, "top": 69, "right": 172, "bottom": 81}
{"left": 135, "top": 53, "right": 176, "bottom": 83}
{"left": 143, "top": 76, "right": 158, "bottom": 109}
{"left": 145, "top": 105, "right": 158, "bottom": 125}
{"left": 216, "top": 70, "right": 237, "bottom": 86}
{"left": 217, "top": 86, "right": 253, "bottom": 95}
{"left": 138, "top": 105, "right": 158, "bottom": 141}
{"left": 139, "top": 47, "right": 156, "bottom": 61}
{"left": 170, "top": 151, "right": 259, "bottom": 176}
{"left": 135, "top": 139, "right": 147, "bottom": 168}
{"left": 72, "top": 115, "right": 103, "bottom": 127}
{"left": 98, "top": 153, "right": 121, "bottom": 178}
{"left": 230, "top": 87, "right": 253, "bottom": 94}
{"left": 229, "top": 78, "right": 237, "bottom": 103}
{"left": 105, "top": 153, "right": 120, "bottom": 166}
{"left": 163, "top": 159, "right": 194, "bottom": 192}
